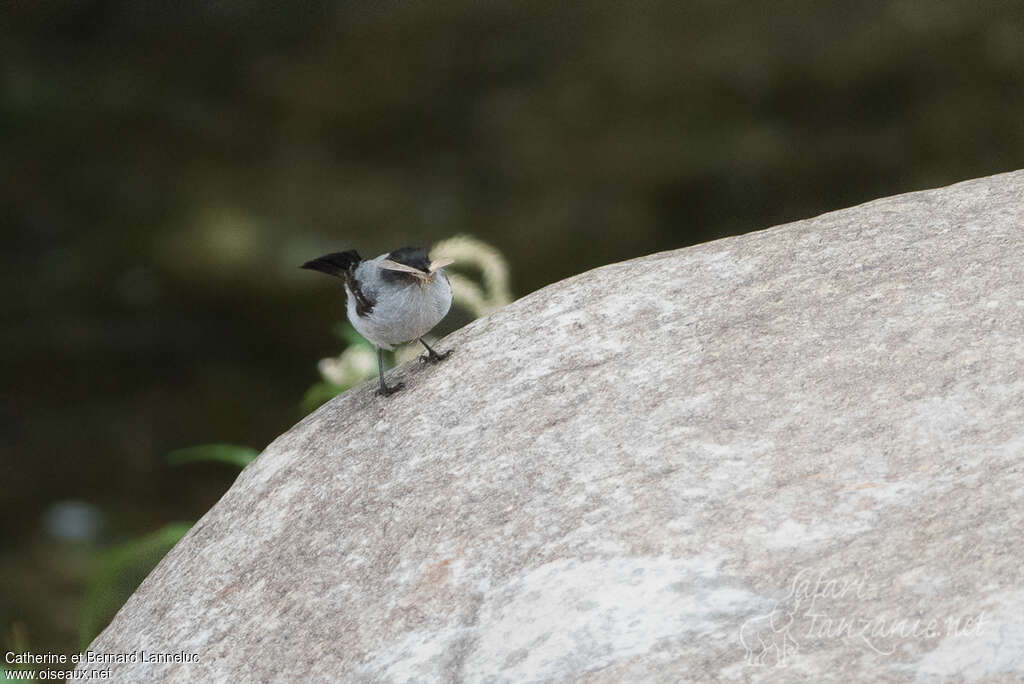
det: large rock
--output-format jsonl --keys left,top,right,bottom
{"left": 84, "top": 171, "right": 1024, "bottom": 682}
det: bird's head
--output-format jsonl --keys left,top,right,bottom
{"left": 379, "top": 246, "right": 453, "bottom": 285}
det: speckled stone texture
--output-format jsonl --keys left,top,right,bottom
{"left": 83, "top": 171, "right": 1024, "bottom": 683}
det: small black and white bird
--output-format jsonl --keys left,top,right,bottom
{"left": 302, "top": 247, "right": 454, "bottom": 396}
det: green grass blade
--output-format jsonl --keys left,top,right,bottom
{"left": 166, "top": 444, "right": 259, "bottom": 469}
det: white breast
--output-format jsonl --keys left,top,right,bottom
{"left": 346, "top": 265, "right": 452, "bottom": 350}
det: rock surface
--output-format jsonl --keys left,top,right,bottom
{"left": 84, "top": 171, "right": 1024, "bottom": 682}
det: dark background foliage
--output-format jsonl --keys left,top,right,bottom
{"left": 2, "top": 0, "right": 1022, "bottom": 659}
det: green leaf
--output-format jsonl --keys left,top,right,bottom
{"left": 167, "top": 444, "right": 259, "bottom": 469}
{"left": 79, "top": 523, "right": 192, "bottom": 650}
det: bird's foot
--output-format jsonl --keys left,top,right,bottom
{"left": 377, "top": 381, "right": 405, "bottom": 397}
{"left": 419, "top": 348, "right": 453, "bottom": 365}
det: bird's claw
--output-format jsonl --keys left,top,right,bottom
{"left": 419, "top": 349, "right": 453, "bottom": 364}
{"left": 377, "top": 381, "right": 405, "bottom": 397}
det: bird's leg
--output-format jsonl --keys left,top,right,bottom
{"left": 418, "top": 338, "right": 452, "bottom": 364}
{"left": 376, "top": 347, "right": 404, "bottom": 396}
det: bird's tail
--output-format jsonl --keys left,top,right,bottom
{"left": 301, "top": 250, "right": 362, "bottom": 277}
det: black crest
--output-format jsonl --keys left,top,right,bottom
{"left": 381, "top": 247, "right": 430, "bottom": 284}
{"left": 387, "top": 247, "right": 430, "bottom": 272}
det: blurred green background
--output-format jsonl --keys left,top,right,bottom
{"left": 2, "top": 0, "right": 1023, "bottom": 666}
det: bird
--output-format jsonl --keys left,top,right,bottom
{"left": 301, "top": 246, "right": 454, "bottom": 396}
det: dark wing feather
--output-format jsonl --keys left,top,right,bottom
{"left": 300, "top": 250, "right": 362, "bottom": 277}
{"left": 302, "top": 250, "right": 374, "bottom": 315}
{"left": 345, "top": 268, "right": 374, "bottom": 316}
